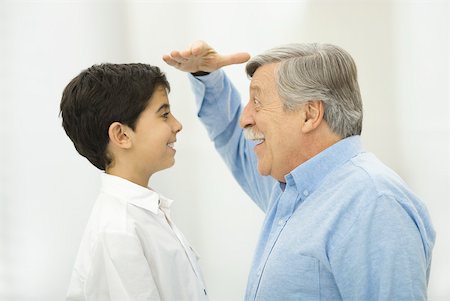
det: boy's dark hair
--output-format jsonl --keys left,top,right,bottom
{"left": 60, "top": 63, "right": 170, "bottom": 170}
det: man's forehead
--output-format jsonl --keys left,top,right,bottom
{"left": 249, "top": 76, "right": 272, "bottom": 94}
{"left": 250, "top": 63, "right": 278, "bottom": 89}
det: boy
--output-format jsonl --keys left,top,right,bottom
{"left": 60, "top": 63, "right": 208, "bottom": 301}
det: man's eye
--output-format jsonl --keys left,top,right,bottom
{"left": 162, "top": 112, "right": 169, "bottom": 119}
{"left": 254, "top": 98, "right": 262, "bottom": 109}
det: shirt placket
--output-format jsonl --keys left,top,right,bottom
{"left": 160, "top": 207, "right": 208, "bottom": 298}
{"left": 250, "top": 185, "right": 300, "bottom": 300}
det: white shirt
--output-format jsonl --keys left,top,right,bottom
{"left": 66, "top": 173, "right": 208, "bottom": 301}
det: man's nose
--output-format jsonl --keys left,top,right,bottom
{"left": 240, "top": 102, "right": 255, "bottom": 129}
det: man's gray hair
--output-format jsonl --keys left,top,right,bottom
{"left": 246, "top": 43, "right": 363, "bottom": 138}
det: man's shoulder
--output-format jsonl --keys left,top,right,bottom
{"left": 317, "top": 151, "right": 422, "bottom": 217}
{"left": 329, "top": 151, "right": 408, "bottom": 196}
{"left": 348, "top": 152, "right": 414, "bottom": 198}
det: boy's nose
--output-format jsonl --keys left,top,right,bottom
{"left": 173, "top": 117, "right": 182, "bottom": 133}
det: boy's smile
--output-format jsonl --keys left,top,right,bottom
{"left": 130, "top": 86, "right": 183, "bottom": 179}
{"left": 107, "top": 85, "right": 183, "bottom": 187}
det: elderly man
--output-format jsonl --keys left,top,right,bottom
{"left": 163, "top": 41, "right": 435, "bottom": 300}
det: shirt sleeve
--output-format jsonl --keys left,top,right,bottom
{"left": 329, "top": 194, "right": 429, "bottom": 301}
{"left": 188, "top": 70, "right": 276, "bottom": 212}
{"left": 84, "top": 232, "right": 161, "bottom": 301}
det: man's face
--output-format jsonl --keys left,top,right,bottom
{"left": 240, "top": 63, "right": 306, "bottom": 182}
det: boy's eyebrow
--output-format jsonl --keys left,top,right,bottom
{"left": 156, "top": 103, "right": 170, "bottom": 113}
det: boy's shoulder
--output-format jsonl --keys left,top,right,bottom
{"left": 87, "top": 191, "right": 132, "bottom": 235}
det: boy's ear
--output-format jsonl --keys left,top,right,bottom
{"left": 108, "top": 122, "right": 133, "bottom": 149}
{"left": 301, "top": 100, "right": 324, "bottom": 133}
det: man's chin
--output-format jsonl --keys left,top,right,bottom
{"left": 256, "top": 163, "right": 270, "bottom": 177}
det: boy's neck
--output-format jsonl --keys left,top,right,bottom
{"left": 106, "top": 165, "right": 151, "bottom": 188}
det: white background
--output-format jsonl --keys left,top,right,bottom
{"left": 1, "top": 1, "right": 449, "bottom": 300}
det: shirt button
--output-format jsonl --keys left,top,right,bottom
{"left": 303, "top": 190, "right": 309, "bottom": 196}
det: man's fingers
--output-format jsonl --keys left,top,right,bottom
{"left": 162, "top": 54, "right": 172, "bottom": 64}
{"left": 169, "top": 51, "right": 188, "bottom": 63}
{"left": 190, "top": 40, "right": 208, "bottom": 56}
{"left": 179, "top": 49, "right": 193, "bottom": 59}
{"left": 219, "top": 52, "right": 251, "bottom": 68}
{"left": 162, "top": 55, "right": 176, "bottom": 66}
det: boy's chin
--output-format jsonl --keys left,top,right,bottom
{"left": 168, "top": 159, "right": 175, "bottom": 168}
{"left": 160, "top": 158, "right": 176, "bottom": 171}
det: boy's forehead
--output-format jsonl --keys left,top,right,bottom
{"left": 148, "top": 86, "right": 170, "bottom": 108}
{"left": 151, "top": 85, "right": 169, "bottom": 98}
{"left": 154, "top": 85, "right": 169, "bottom": 94}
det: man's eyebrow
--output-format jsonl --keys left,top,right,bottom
{"left": 250, "top": 85, "right": 261, "bottom": 93}
{"left": 156, "top": 103, "right": 170, "bottom": 113}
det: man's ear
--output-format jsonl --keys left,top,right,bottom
{"left": 301, "top": 101, "right": 324, "bottom": 133}
{"left": 108, "top": 122, "right": 132, "bottom": 149}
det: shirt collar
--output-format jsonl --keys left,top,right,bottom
{"left": 100, "top": 173, "right": 173, "bottom": 214}
{"left": 286, "top": 135, "right": 364, "bottom": 195}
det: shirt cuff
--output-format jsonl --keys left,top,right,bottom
{"left": 188, "top": 70, "right": 225, "bottom": 116}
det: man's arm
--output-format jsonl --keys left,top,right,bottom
{"left": 163, "top": 41, "right": 276, "bottom": 211}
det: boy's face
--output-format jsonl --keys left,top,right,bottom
{"left": 129, "top": 85, "right": 182, "bottom": 177}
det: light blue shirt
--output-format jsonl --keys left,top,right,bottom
{"left": 189, "top": 70, "right": 435, "bottom": 301}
